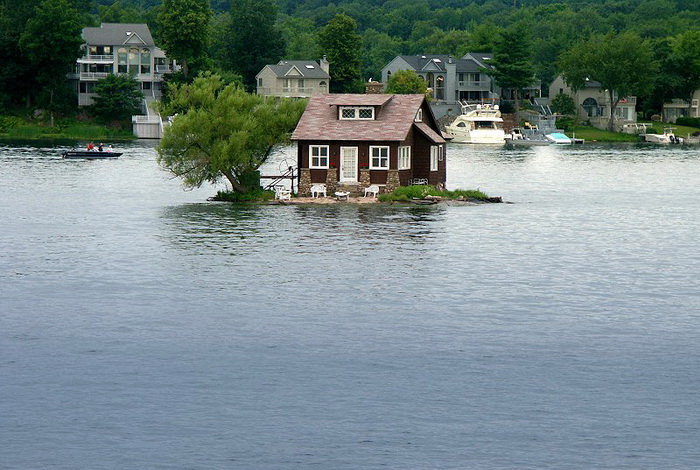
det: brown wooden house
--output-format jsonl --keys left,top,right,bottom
{"left": 291, "top": 93, "right": 446, "bottom": 197}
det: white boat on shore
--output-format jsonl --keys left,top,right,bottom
{"left": 444, "top": 103, "right": 505, "bottom": 144}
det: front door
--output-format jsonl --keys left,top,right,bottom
{"left": 340, "top": 147, "right": 358, "bottom": 183}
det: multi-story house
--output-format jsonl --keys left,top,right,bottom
{"left": 380, "top": 53, "right": 500, "bottom": 118}
{"left": 255, "top": 58, "right": 330, "bottom": 98}
{"left": 662, "top": 90, "right": 700, "bottom": 123}
{"left": 549, "top": 75, "right": 637, "bottom": 130}
{"left": 73, "top": 23, "right": 177, "bottom": 106}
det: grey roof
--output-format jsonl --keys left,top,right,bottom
{"left": 395, "top": 54, "right": 486, "bottom": 73}
{"left": 266, "top": 60, "right": 330, "bottom": 79}
{"left": 82, "top": 23, "right": 155, "bottom": 47}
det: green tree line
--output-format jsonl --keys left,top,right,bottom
{"left": 2, "top": 0, "right": 700, "bottom": 118}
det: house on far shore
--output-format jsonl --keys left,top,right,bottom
{"left": 291, "top": 93, "right": 446, "bottom": 197}
{"left": 662, "top": 90, "right": 700, "bottom": 123}
{"left": 72, "top": 23, "right": 177, "bottom": 106}
{"left": 255, "top": 57, "right": 330, "bottom": 98}
{"left": 549, "top": 74, "right": 637, "bottom": 131}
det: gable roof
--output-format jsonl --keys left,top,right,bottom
{"left": 292, "top": 94, "right": 444, "bottom": 143}
{"left": 391, "top": 54, "right": 486, "bottom": 74}
{"left": 266, "top": 60, "right": 330, "bottom": 79}
{"left": 82, "top": 23, "right": 155, "bottom": 47}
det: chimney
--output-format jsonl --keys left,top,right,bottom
{"left": 320, "top": 55, "right": 329, "bottom": 74}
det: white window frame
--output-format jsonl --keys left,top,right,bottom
{"left": 369, "top": 146, "right": 390, "bottom": 170}
{"left": 398, "top": 146, "right": 411, "bottom": 170}
{"left": 415, "top": 108, "right": 423, "bottom": 122}
{"left": 309, "top": 145, "right": 329, "bottom": 169}
{"left": 339, "top": 106, "right": 375, "bottom": 120}
{"left": 430, "top": 145, "right": 439, "bottom": 171}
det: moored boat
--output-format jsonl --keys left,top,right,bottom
{"left": 643, "top": 127, "right": 683, "bottom": 144}
{"left": 444, "top": 102, "right": 506, "bottom": 144}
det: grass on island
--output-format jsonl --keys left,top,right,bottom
{"left": 378, "top": 185, "right": 490, "bottom": 203}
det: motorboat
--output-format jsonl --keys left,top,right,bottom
{"left": 504, "top": 128, "right": 550, "bottom": 147}
{"left": 444, "top": 102, "right": 505, "bottom": 144}
{"left": 62, "top": 150, "right": 122, "bottom": 159}
{"left": 643, "top": 127, "right": 683, "bottom": 144}
{"left": 545, "top": 132, "right": 573, "bottom": 144}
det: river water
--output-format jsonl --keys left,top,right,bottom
{"left": 1, "top": 140, "right": 699, "bottom": 469}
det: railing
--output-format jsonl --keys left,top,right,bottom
{"left": 457, "top": 81, "right": 490, "bottom": 88}
{"left": 78, "top": 54, "right": 114, "bottom": 62}
{"left": 79, "top": 71, "right": 167, "bottom": 81}
{"left": 257, "top": 87, "right": 327, "bottom": 97}
{"left": 79, "top": 72, "right": 110, "bottom": 80}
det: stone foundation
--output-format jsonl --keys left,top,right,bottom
{"left": 386, "top": 169, "right": 400, "bottom": 193}
{"left": 299, "top": 168, "right": 312, "bottom": 196}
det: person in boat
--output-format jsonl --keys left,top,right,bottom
{"left": 98, "top": 143, "right": 104, "bottom": 152}
{"left": 87, "top": 141, "right": 95, "bottom": 151}
{"left": 107, "top": 145, "right": 113, "bottom": 152}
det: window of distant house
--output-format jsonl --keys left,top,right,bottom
{"left": 430, "top": 146, "right": 439, "bottom": 171}
{"left": 415, "top": 109, "right": 423, "bottom": 122}
{"left": 128, "top": 47, "right": 139, "bottom": 74}
{"left": 310, "top": 145, "right": 329, "bottom": 169}
{"left": 398, "top": 146, "right": 411, "bottom": 170}
{"left": 118, "top": 48, "right": 128, "bottom": 73}
{"left": 140, "top": 48, "right": 150, "bottom": 74}
{"left": 258, "top": 78, "right": 263, "bottom": 87}
{"left": 339, "top": 106, "right": 374, "bottom": 120}
{"left": 369, "top": 146, "right": 389, "bottom": 169}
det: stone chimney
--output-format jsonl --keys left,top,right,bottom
{"left": 365, "top": 79, "right": 383, "bottom": 94}
{"left": 320, "top": 55, "right": 329, "bottom": 74}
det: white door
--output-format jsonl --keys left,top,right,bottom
{"left": 340, "top": 147, "right": 358, "bottom": 183}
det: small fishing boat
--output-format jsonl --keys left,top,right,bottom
{"left": 643, "top": 127, "right": 683, "bottom": 144}
{"left": 62, "top": 150, "right": 122, "bottom": 159}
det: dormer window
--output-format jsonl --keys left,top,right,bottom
{"left": 339, "top": 106, "right": 374, "bottom": 120}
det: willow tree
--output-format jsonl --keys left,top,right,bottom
{"left": 157, "top": 74, "right": 307, "bottom": 193}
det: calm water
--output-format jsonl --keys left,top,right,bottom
{"left": 1, "top": 141, "right": 699, "bottom": 469}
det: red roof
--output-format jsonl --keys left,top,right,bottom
{"left": 291, "top": 93, "right": 444, "bottom": 143}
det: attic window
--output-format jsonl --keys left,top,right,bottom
{"left": 339, "top": 106, "right": 374, "bottom": 120}
{"left": 415, "top": 109, "right": 423, "bottom": 122}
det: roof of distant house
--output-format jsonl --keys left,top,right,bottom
{"left": 82, "top": 23, "right": 154, "bottom": 46}
{"left": 393, "top": 54, "right": 487, "bottom": 73}
{"left": 263, "top": 60, "right": 330, "bottom": 79}
{"left": 291, "top": 93, "right": 444, "bottom": 143}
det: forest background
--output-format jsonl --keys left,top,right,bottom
{"left": 2, "top": 0, "right": 700, "bottom": 123}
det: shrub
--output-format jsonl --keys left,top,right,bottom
{"left": 676, "top": 117, "right": 700, "bottom": 128}
{"left": 378, "top": 185, "right": 489, "bottom": 202}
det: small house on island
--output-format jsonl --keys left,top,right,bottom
{"left": 291, "top": 93, "right": 446, "bottom": 197}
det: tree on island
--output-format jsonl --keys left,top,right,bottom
{"left": 559, "top": 32, "right": 658, "bottom": 131}
{"left": 386, "top": 69, "right": 428, "bottom": 96}
{"left": 484, "top": 22, "right": 536, "bottom": 116}
{"left": 157, "top": 74, "right": 307, "bottom": 194}
{"left": 157, "top": 0, "right": 212, "bottom": 77}
{"left": 319, "top": 14, "right": 363, "bottom": 93}
{"left": 90, "top": 74, "right": 144, "bottom": 125}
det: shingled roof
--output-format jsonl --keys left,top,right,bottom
{"left": 265, "top": 60, "right": 330, "bottom": 80}
{"left": 291, "top": 94, "right": 445, "bottom": 143}
{"left": 82, "top": 23, "right": 155, "bottom": 46}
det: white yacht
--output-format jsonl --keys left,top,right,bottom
{"left": 444, "top": 103, "right": 506, "bottom": 144}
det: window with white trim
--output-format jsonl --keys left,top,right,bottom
{"left": 310, "top": 145, "right": 329, "bottom": 168}
{"left": 415, "top": 109, "right": 423, "bottom": 122}
{"left": 398, "top": 146, "right": 411, "bottom": 170}
{"left": 339, "top": 106, "right": 375, "bottom": 120}
{"left": 369, "top": 146, "right": 389, "bottom": 169}
{"left": 430, "top": 145, "right": 439, "bottom": 171}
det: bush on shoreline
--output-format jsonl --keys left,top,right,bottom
{"left": 378, "top": 185, "right": 490, "bottom": 203}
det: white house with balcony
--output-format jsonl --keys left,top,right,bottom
{"left": 73, "top": 23, "right": 177, "bottom": 106}
{"left": 255, "top": 58, "right": 330, "bottom": 98}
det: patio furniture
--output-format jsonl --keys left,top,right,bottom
{"left": 310, "top": 183, "right": 327, "bottom": 198}
{"left": 364, "top": 184, "right": 380, "bottom": 198}
{"left": 335, "top": 191, "right": 350, "bottom": 201}
{"left": 274, "top": 185, "right": 291, "bottom": 201}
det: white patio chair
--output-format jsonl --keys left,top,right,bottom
{"left": 274, "top": 185, "right": 291, "bottom": 201}
{"left": 364, "top": 184, "right": 380, "bottom": 198}
{"left": 310, "top": 183, "right": 327, "bottom": 198}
